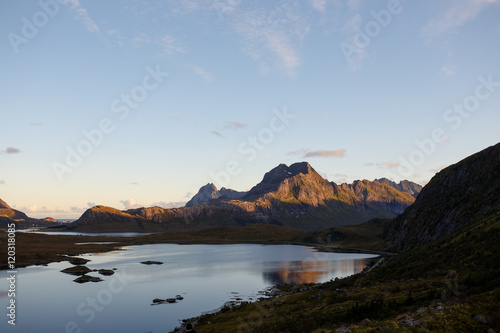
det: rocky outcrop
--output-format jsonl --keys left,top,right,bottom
{"left": 374, "top": 178, "right": 423, "bottom": 198}
{"left": 186, "top": 183, "right": 246, "bottom": 206}
{"left": 385, "top": 142, "right": 500, "bottom": 251}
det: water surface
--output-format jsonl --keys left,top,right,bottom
{"left": 0, "top": 244, "right": 377, "bottom": 333}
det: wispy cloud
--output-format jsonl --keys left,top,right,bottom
{"left": 232, "top": 2, "right": 309, "bottom": 76}
{"left": 441, "top": 64, "right": 458, "bottom": 76}
{"left": 0, "top": 180, "right": 5, "bottom": 185}
{"left": 120, "top": 199, "right": 144, "bottom": 210}
{"left": 210, "top": 121, "right": 247, "bottom": 138}
{"left": 13, "top": 204, "right": 66, "bottom": 216}
{"left": 223, "top": 121, "right": 247, "bottom": 130}
{"left": 311, "top": 0, "right": 328, "bottom": 12}
{"left": 119, "top": 199, "right": 186, "bottom": 210}
{"left": 287, "top": 148, "right": 311, "bottom": 156}
{"left": 65, "top": 0, "right": 100, "bottom": 33}
{"left": 341, "top": 11, "right": 366, "bottom": 71}
{"left": 288, "top": 148, "right": 346, "bottom": 158}
{"left": 158, "top": 34, "right": 186, "bottom": 55}
{"left": 347, "top": 0, "right": 361, "bottom": 11}
{"left": 421, "top": 0, "right": 499, "bottom": 38}
{"left": 210, "top": 130, "right": 225, "bottom": 138}
{"left": 331, "top": 173, "right": 348, "bottom": 183}
{"left": 188, "top": 65, "right": 213, "bottom": 82}
{"left": 305, "top": 149, "right": 346, "bottom": 158}
{"left": 151, "top": 201, "right": 187, "bottom": 209}
{"left": 377, "top": 161, "right": 401, "bottom": 169}
{"left": 1, "top": 147, "right": 20, "bottom": 154}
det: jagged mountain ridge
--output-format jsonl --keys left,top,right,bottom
{"left": 385, "top": 142, "right": 500, "bottom": 251}
{"left": 185, "top": 183, "right": 246, "bottom": 207}
{"left": 374, "top": 178, "right": 422, "bottom": 198}
{"left": 67, "top": 162, "right": 417, "bottom": 232}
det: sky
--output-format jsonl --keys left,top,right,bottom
{"left": 1, "top": 0, "right": 499, "bottom": 219}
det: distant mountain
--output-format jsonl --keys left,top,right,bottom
{"left": 374, "top": 178, "right": 422, "bottom": 198}
{"left": 66, "top": 162, "right": 417, "bottom": 232}
{"left": 186, "top": 183, "right": 246, "bottom": 207}
{"left": 0, "top": 198, "right": 60, "bottom": 229}
{"left": 385, "top": 142, "right": 500, "bottom": 251}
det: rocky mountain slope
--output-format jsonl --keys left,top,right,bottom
{"left": 384, "top": 142, "right": 500, "bottom": 251}
{"left": 185, "top": 183, "right": 246, "bottom": 206}
{"left": 374, "top": 178, "right": 422, "bottom": 198}
{"left": 65, "top": 162, "right": 417, "bottom": 232}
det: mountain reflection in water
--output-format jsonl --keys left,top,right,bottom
{"left": 262, "top": 258, "right": 368, "bottom": 285}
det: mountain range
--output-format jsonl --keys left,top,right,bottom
{"left": 51, "top": 162, "right": 421, "bottom": 232}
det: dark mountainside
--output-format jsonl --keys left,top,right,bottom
{"left": 374, "top": 178, "right": 423, "bottom": 198}
{"left": 0, "top": 198, "right": 59, "bottom": 229}
{"left": 64, "top": 162, "right": 417, "bottom": 232}
{"left": 385, "top": 142, "right": 500, "bottom": 251}
{"left": 185, "top": 143, "right": 500, "bottom": 333}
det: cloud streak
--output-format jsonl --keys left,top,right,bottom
{"left": 1, "top": 147, "right": 20, "bottom": 154}
{"left": 305, "top": 149, "right": 346, "bottom": 158}
{"left": 421, "top": 0, "right": 499, "bottom": 37}
{"left": 232, "top": 2, "right": 309, "bottom": 76}
{"left": 120, "top": 198, "right": 186, "bottom": 210}
{"left": 189, "top": 65, "right": 213, "bottom": 81}
{"left": 210, "top": 130, "right": 225, "bottom": 138}
{"left": 377, "top": 161, "right": 401, "bottom": 169}
{"left": 288, "top": 148, "right": 346, "bottom": 158}
{"left": 65, "top": 0, "right": 100, "bottom": 33}
{"left": 223, "top": 121, "right": 247, "bottom": 130}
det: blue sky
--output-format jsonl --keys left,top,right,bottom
{"left": 1, "top": 0, "right": 499, "bottom": 218}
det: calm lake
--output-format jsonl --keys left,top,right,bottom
{"left": 0, "top": 244, "right": 378, "bottom": 333}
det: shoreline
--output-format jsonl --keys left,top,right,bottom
{"left": 0, "top": 229, "right": 391, "bottom": 271}
{"left": 0, "top": 225, "right": 395, "bottom": 270}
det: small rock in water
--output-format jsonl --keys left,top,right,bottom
{"left": 98, "top": 269, "right": 115, "bottom": 276}
{"left": 166, "top": 298, "right": 177, "bottom": 303}
{"left": 74, "top": 275, "right": 103, "bottom": 284}
{"left": 61, "top": 266, "right": 92, "bottom": 276}
{"left": 69, "top": 258, "right": 91, "bottom": 265}
{"left": 176, "top": 295, "right": 184, "bottom": 300}
{"left": 140, "top": 261, "right": 163, "bottom": 265}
